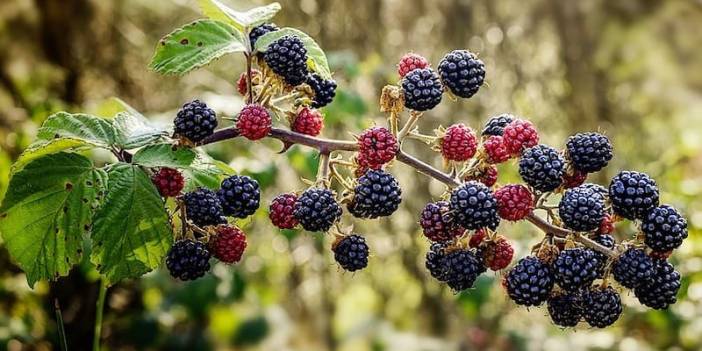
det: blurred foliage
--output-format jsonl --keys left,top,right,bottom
{"left": 1, "top": 0, "right": 702, "bottom": 350}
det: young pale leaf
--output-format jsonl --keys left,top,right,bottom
{"left": 37, "top": 112, "right": 117, "bottom": 147}
{"left": 253, "top": 27, "right": 331, "bottom": 79}
{"left": 150, "top": 19, "right": 247, "bottom": 75}
{"left": 12, "top": 138, "right": 101, "bottom": 174}
{"left": 0, "top": 153, "right": 106, "bottom": 287}
{"left": 90, "top": 163, "right": 173, "bottom": 284}
{"left": 133, "top": 143, "right": 197, "bottom": 168}
{"left": 198, "top": 0, "right": 281, "bottom": 31}
{"left": 113, "top": 112, "right": 168, "bottom": 149}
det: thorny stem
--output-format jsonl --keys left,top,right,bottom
{"left": 317, "top": 152, "right": 331, "bottom": 183}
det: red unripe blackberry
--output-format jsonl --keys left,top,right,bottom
{"left": 419, "top": 201, "right": 464, "bottom": 242}
{"left": 562, "top": 170, "right": 587, "bottom": 189}
{"left": 292, "top": 107, "right": 324, "bottom": 136}
{"left": 582, "top": 286, "right": 622, "bottom": 328}
{"left": 502, "top": 119, "right": 539, "bottom": 156}
{"left": 357, "top": 127, "right": 398, "bottom": 166}
{"left": 352, "top": 152, "right": 381, "bottom": 178}
{"left": 152, "top": 167, "right": 185, "bottom": 197}
{"left": 494, "top": 184, "right": 534, "bottom": 221}
{"left": 483, "top": 135, "right": 511, "bottom": 164}
{"left": 599, "top": 214, "right": 614, "bottom": 235}
{"left": 269, "top": 193, "right": 299, "bottom": 229}
{"left": 468, "top": 165, "right": 498, "bottom": 187}
{"left": 440, "top": 124, "right": 477, "bottom": 162}
{"left": 236, "top": 69, "right": 261, "bottom": 96}
{"left": 397, "top": 53, "right": 430, "bottom": 78}
{"left": 479, "top": 236, "right": 514, "bottom": 271}
{"left": 649, "top": 250, "right": 672, "bottom": 260}
{"left": 469, "top": 229, "right": 487, "bottom": 248}
{"left": 236, "top": 104, "right": 271, "bottom": 140}
{"left": 209, "top": 225, "right": 247, "bottom": 264}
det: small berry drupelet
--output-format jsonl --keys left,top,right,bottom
{"left": 449, "top": 181, "right": 500, "bottom": 230}
{"left": 293, "top": 187, "right": 342, "bottom": 232}
{"left": 469, "top": 229, "right": 487, "bottom": 248}
{"left": 502, "top": 119, "right": 539, "bottom": 156}
{"left": 263, "top": 35, "right": 309, "bottom": 86}
{"left": 218, "top": 175, "right": 261, "bottom": 218}
{"left": 479, "top": 236, "right": 514, "bottom": 271}
{"left": 401, "top": 68, "right": 443, "bottom": 111}
{"left": 347, "top": 169, "right": 402, "bottom": 219}
{"left": 333, "top": 235, "right": 369, "bottom": 272}
{"left": 306, "top": 73, "right": 337, "bottom": 108}
{"left": 236, "top": 104, "right": 272, "bottom": 140}
{"left": 481, "top": 114, "right": 514, "bottom": 137}
{"left": 634, "top": 259, "right": 681, "bottom": 309}
{"left": 641, "top": 205, "right": 688, "bottom": 252}
{"left": 609, "top": 171, "right": 659, "bottom": 220}
{"left": 397, "top": 53, "right": 430, "bottom": 77}
{"left": 166, "top": 239, "right": 211, "bottom": 281}
{"left": 562, "top": 170, "right": 587, "bottom": 189}
{"left": 357, "top": 126, "right": 398, "bottom": 166}
{"left": 547, "top": 293, "right": 583, "bottom": 328}
{"left": 518, "top": 144, "right": 565, "bottom": 192}
{"left": 420, "top": 201, "right": 464, "bottom": 242}
{"left": 483, "top": 135, "right": 511, "bottom": 164}
{"left": 236, "top": 69, "right": 261, "bottom": 96}
{"left": 183, "top": 188, "right": 227, "bottom": 227}
{"left": 443, "top": 249, "right": 486, "bottom": 291}
{"left": 558, "top": 184, "right": 606, "bottom": 232}
{"left": 173, "top": 100, "right": 218, "bottom": 143}
{"left": 612, "top": 248, "right": 654, "bottom": 289}
{"left": 440, "top": 124, "right": 477, "bottom": 162}
{"left": 566, "top": 132, "right": 613, "bottom": 173}
{"left": 269, "top": 193, "right": 299, "bottom": 229}
{"left": 437, "top": 50, "right": 485, "bottom": 98}
{"left": 209, "top": 226, "right": 247, "bottom": 264}
{"left": 581, "top": 286, "right": 623, "bottom": 328}
{"left": 553, "top": 248, "right": 600, "bottom": 292}
{"left": 494, "top": 184, "right": 534, "bottom": 221}
{"left": 152, "top": 167, "right": 184, "bottom": 197}
{"left": 425, "top": 243, "right": 448, "bottom": 281}
{"left": 249, "top": 23, "right": 278, "bottom": 47}
{"left": 292, "top": 107, "right": 324, "bottom": 136}
{"left": 505, "top": 256, "right": 554, "bottom": 306}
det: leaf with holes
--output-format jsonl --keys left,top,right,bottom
{"left": 12, "top": 138, "right": 102, "bottom": 174}
{"left": 0, "top": 153, "right": 106, "bottom": 287}
{"left": 254, "top": 27, "right": 331, "bottom": 79}
{"left": 90, "top": 163, "right": 173, "bottom": 284}
{"left": 150, "top": 19, "right": 247, "bottom": 75}
{"left": 198, "top": 0, "right": 281, "bottom": 31}
{"left": 37, "top": 112, "right": 117, "bottom": 146}
{"left": 133, "top": 143, "right": 197, "bottom": 169}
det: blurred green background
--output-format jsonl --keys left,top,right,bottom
{"left": 1, "top": 0, "right": 702, "bottom": 350}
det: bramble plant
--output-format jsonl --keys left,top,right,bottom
{"left": 0, "top": 0, "right": 689, "bottom": 344}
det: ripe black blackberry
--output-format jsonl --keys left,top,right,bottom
{"left": 641, "top": 205, "right": 688, "bottom": 252}
{"left": 217, "top": 175, "right": 261, "bottom": 218}
{"left": 420, "top": 201, "right": 464, "bottom": 243}
{"left": 183, "top": 188, "right": 227, "bottom": 227}
{"left": 609, "top": 171, "right": 659, "bottom": 220}
{"left": 437, "top": 50, "right": 485, "bottom": 98}
{"left": 547, "top": 293, "right": 583, "bottom": 327}
{"left": 558, "top": 185, "right": 606, "bottom": 232}
{"left": 566, "top": 132, "right": 613, "bottom": 173}
{"left": 263, "top": 35, "right": 309, "bottom": 86}
{"left": 306, "top": 73, "right": 337, "bottom": 108}
{"left": 449, "top": 181, "right": 500, "bottom": 230}
{"left": 518, "top": 144, "right": 565, "bottom": 192}
{"left": 612, "top": 248, "right": 654, "bottom": 289}
{"left": 249, "top": 23, "right": 278, "bottom": 48}
{"left": 173, "top": 100, "right": 218, "bottom": 143}
{"left": 582, "top": 286, "right": 622, "bottom": 328}
{"left": 592, "top": 234, "right": 615, "bottom": 277}
{"left": 505, "top": 256, "right": 554, "bottom": 306}
{"left": 443, "top": 249, "right": 486, "bottom": 291}
{"left": 425, "top": 243, "right": 449, "bottom": 281}
{"left": 634, "top": 259, "right": 681, "bottom": 309}
{"left": 293, "top": 187, "right": 342, "bottom": 232}
{"left": 553, "top": 248, "right": 600, "bottom": 292}
{"left": 481, "top": 114, "right": 514, "bottom": 136}
{"left": 166, "top": 239, "right": 211, "bottom": 281}
{"left": 347, "top": 169, "right": 402, "bottom": 219}
{"left": 332, "top": 235, "right": 369, "bottom": 272}
{"left": 401, "top": 68, "right": 443, "bottom": 111}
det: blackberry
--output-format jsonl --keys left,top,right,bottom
{"left": 419, "top": 201, "right": 464, "bottom": 242}
{"left": 566, "top": 132, "right": 613, "bottom": 173}
{"left": 401, "top": 68, "right": 443, "bottom": 111}
{"left": 483, "top": 135, "right": 511, "bottom": 164}
{"left": 494, "top": 184, "right": 534, "bottom": 221}
{"left": 332, "top": 235, "right": 369, "bottom": 272}
{"left": 425, "top": 243, "right": 449, "bottom": 281}
{"left": 479, "top": 236, "right": 514, "bottom": 271}
{"left": 469, "top": 229, "right": 487, "bottom": 248}
{"left": 518, "top": 144, "right": 565, "bottom": 192}
{"left": 641, "top": 205, "right": 688, "bottom": 251}
{"left": 553, "top": 248, "right": 599, "bottom": 292}
{"left": 236, "top": 104, "right": 271, "bottom": 140}
{"left": 292, "top": 107, "right": 324, "bottom": 136}
{"left": 612, "top": 248, "right": 654, "bottom": 289}
{"left": 503, "top": 120, "right": 539, "bottom": 156}
{"left": 152, "top": 167, "right": 185, "bottom": 197}
{"left": 217, "top": 175, "right": 261, "bottom": 218}
{"left": 592, "top": 234, "right": 616, "bottom": 277}
{"left": 440, "top": 123, "right": 477, "bottom": 162}
{"left": 357, "top": 127, "right": 398, "bottom": 166}
{"left": 505, "top": 256, "right": 554, "bottom": 306}
{"left": 166, "top": 239, "right": 211, "bottom": 281}
{"left": 582, "top": 286, "right": 622, "bottom": 328}
{"left": 397, "top": 53, "right": 430, "bottom": 77}
{"left": 481, "top": 114, "right": 514, "bottom": 136}
{"left": 173, "top": 100, "right": 218, "bottom": 143}
{"left": 306, "top": 73, "right": 337, "bottom": 108}
{"left": 547, "top": 293, "right": 582, "bottom": 327}
{"left": 609, "top": 171, "right": 659, "bottom": 220}
{"left": 209, "top": 226, "right": 247, "bottom": 264}
{"left": 558, "top": 185, "right": 606, "bottom": 232}
{"left": 634, "top": 259, "right": 681, "bottom": 309}
{"left": 249, "top": 23, "right": 278, "bottom": 48}
{"left": 347, "top": 169, "right": 402, "bottom": 219}
{"left": 444, "top": 249, "right": 486, "bottom": 291}
{"left": 183, "top": 188, "right": 227, "bottom": 227}
{"left": 449, "top": 181, "right": 500, "bottom": 230}
{"left": 263, "top": 35, "right": 309, "bottom": 86}
{"left": 293, "top": 187, "right": 342, "bottom": 232}
{"left": 437, "top": 50, "right": 485, "bottom": 98}
{"left": 269, "top": 193, "right": 299, "bottom": 229}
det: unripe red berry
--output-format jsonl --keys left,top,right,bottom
{"left": 502, "top": 119, "right": 539, "bottom": 156}
{"left": 397, "top": 53, "right": 430, "bottom": 78}
{"left": 562, "top": 170, "right": 588, "bottom": 189}
{"left": 151, "top": 167, "right": 185, "bottom": 197}
{"left": 598, "top": 214, "right": 614, "bottom": 235}
{"left": 357, "top": 127, "right": 398, "bottom": 166}
{"left": 480, "top": 236, "right": 514, "bottom": 271}
{"left": 237, "top": 104, "right": 272, "bottom": 140}
{"left": 292, "top": 107, "right": 324, "bottom": 136}
{"left": 495, "top": 184, "right": 534, "bottom": 221}
{"left": 649, "top": 250, "right": 672, "bottom": 260}
{"left": 483, "top": 135, "right": 511, "bottom": 164}
{"left": 469, "top": 229, "right": 487, "bottom": 248}
{"left": 269, "top": 193, "right": 299, "bottom": 229}
{"left": 353, "top": 153, "right": 382, "bottom": 178}
{"left": 209, "top": 225, "right": 247, "bottom": 264}
{"left": 236, "top": 69, "right": 261, "bottom": 96}
{"left": 440, "top": 123, "right": 477, "bottom": 162}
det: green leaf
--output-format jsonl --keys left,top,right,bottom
{"left": 90, "top": 163, "right": 173, "bottom": 284}
{"left": 0, "top": 153, "right": 106, "bottom": 287}
{"left": 12, "top": 138, "right": 101, "bottom": 174}
{"left": 133, "top": 143, "right": 197, "bottom": 168}
{"left": 113, "top": 112, "right": 168, "bottom": 149}
{"left": 37, "top": 112, "right": 117, "bottom": 147}
{"left": 198, "top": 1, "right": 281, "bottom": 31}
{"left": 94, "top": 97, "right": 147, "bottom": 121}
{"left": 183, "top": 151, "right": 233, "bottom": 190}
{"left": 150, "top": 19, "right": 248, "bottom": 75}
{"left": 254, "top": 28, "right": 332, "bottom": 79}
